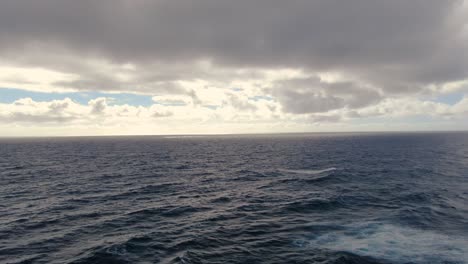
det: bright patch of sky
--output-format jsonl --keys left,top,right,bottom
{"left": 0, "top": 87, "right": 153, "bottom": 106}
{"left": 433, "top": 93, "right": 465, "bottom": 105}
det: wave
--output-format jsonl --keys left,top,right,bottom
{"left": 278, "top": 167, "right": 337, "bottom": 175}
{"left": 295, "top": 222, "right": 468, "bottom": 264}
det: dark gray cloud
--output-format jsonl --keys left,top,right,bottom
{"left": 48, "top": 99, "right": 71, "bottom": 115}
{"left": 0, "top": 0, "right": 467, "bottom": 114}
{"left": 152, "top": 110, "right": 173, "bottom": 118}
{"left": 277, "top": 89, "right": 345, "bottom": 114}
{"left": 1, "top": 1, "right": 466, "bottom": 73}
{"left": 89, "top": 98, "right": 107, "bottom": 115}
{"left": 225, "top": 94, "right": 257, "bottom": 111}
{"left": 273, "top": 77, "right": 382, "bottom": 114}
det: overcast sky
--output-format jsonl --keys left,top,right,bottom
{"left": 1, "top": 0, "right": 468, "bottom": 136}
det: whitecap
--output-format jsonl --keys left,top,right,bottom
{"left": 278, "top": 167, "right": 337, "bottom": 175}
{"left": 297, "top": 222, "right": 468, "bottom": 263}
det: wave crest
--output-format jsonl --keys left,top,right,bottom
{"left": 278, "top": 167, "right": 337, "bottom": 175}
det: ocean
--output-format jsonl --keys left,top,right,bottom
{"left": 0, "top": 132, "right": 467, "bottom": 264}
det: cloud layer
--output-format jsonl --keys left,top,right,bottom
{"left": 0, "top": 0, "right": 467, "bottom": 134}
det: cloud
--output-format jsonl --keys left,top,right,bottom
{"left": 225, "top": 93, "right": 257, "bottom": 111}
{"left": 0, "top": 112, "right": 76, "bottom": 123}
{"left": 152, "top": 95, "right": 193, "bottom": 106}
{"left": 1, "top": 1, "right": 466, "bottom": 84}
{"left": 0, "top": 95, "right": 467, "bottom": 136}
{"left": 0, "top": 98, "right": 80, "bottom": 123}
{"left": 0, "top": 0, "right": 467, "bottom": 134}
{"left": 89, "top": 97, "right": 108, "bottom": 115}
{"left": 272, "top": 77, "right": 382, "bottom": 114}
{"left": 348, "top": 98, "right": 458, "bottom": 119}
{"left": 0, "top": 95, "right": 279, "bottom": 125}
{"left": 308, "top": 114, "right": 343, "bottom": 124}
{"left": 152, "top": 110, "right": 173, "bottom": 118}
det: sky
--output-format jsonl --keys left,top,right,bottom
{"left": 1, "top": 0, "right": 468, "bottom": 136}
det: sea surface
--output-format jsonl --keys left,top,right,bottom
{"left": 1, "top": 132, "right": 467, "bottom": 264}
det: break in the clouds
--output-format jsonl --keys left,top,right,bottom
{"left": 0, "top": 0, "right": 468, "bottom": 135}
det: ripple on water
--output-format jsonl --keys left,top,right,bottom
{"left": 1, "top": 133, "right": 467, "bottom": 264}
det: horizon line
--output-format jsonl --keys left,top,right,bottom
{"left": 1, "top": 129, "right": 467, "bottom": 139}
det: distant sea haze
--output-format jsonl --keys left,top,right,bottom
{"left": 1, "top": 132, "right": 467, "bottom": 263}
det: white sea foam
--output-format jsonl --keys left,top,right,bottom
{"left": 298, "top": 223, "right": 468, "bottom": 263}
{"left": 278, "top": 167, "right": 337, "bottom": 175}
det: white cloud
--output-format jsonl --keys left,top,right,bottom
{"left": 0, "top": 93, "right": 467, "bottom": 137}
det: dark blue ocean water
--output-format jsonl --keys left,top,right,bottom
{"left": 1, "top": 132, "right": 467, "bottom": 264}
